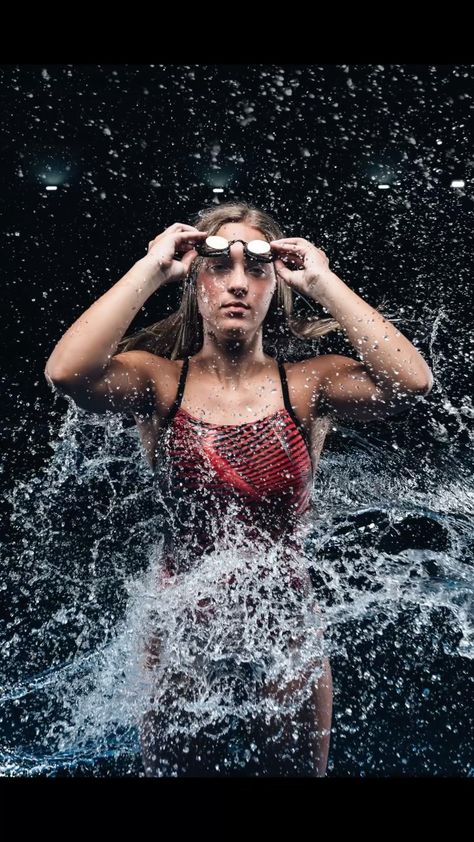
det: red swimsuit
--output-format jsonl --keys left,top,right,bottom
{"left": 155, "top": 357, "right": 313, "bottom": 572}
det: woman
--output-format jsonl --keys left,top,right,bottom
{"left": 45, "top": 202, "right": 433, "bottom": 776}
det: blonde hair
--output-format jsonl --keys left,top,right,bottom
{"left": 117, "top": 202, "right": 341, "bottom": 360}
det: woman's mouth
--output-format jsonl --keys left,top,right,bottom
{"left": 221, "top": 303, "right": 250, "bottom": 316}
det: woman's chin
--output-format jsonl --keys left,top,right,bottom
{"left": 211, "top": 324, "right": 248, "bottom": 339}
{"left": 205, "top": 322, "right": 261, "bottom": 346}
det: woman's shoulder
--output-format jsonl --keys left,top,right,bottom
{"left": 285, "top": 353, "right": 357, "bottom": 379}
{"left": 121, "top": 351, "right": 183, "bottom": 420}
{"left": 123, "top": 350, "right": 183, "bottom": 380}
{"left": 119, "top": 349, "right": 176, "bottom": 367}
{"left": 278, "top": 356, "right": 326, "bottom": 423}
{"left": 283, "top": 353, "right": 361, "bottom": 421}
{"left": 282, "top": 355, "right": 326, "bottom": 391}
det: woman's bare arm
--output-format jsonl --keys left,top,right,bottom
{"left": 44, "top": 224, "right": 208, "bottom": 415}
{"left": 46, "top": 348, "right": 170, "bottom": 417}
{"left": 45, "top": 259, "right": 164, "bottom": 416}
{"left": 45, "top": 258, "right": 162, "bottom": 385}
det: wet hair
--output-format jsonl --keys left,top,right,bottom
{"left": 117, "top": 201, "right": 341, "bottom": 361}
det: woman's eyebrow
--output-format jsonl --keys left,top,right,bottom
{"left": 203, "top": 255, "right": 271, "bottom": 269}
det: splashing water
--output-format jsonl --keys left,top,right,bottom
{"left": 2, "top": 62, "right": 473, "bottom": 776}
{"left": 2, "top": 366, "right": 473, "bottom": 777}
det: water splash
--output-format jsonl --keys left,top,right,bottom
{"left": 1, "top": 389, "right": 473, "bottom": 777}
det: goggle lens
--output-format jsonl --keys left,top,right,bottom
{"left": 196, "top": 237, "right": 273, "bottom": 262}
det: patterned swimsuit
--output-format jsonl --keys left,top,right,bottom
{"left": 154, "top": 356, "right": 314, "bottom": 575}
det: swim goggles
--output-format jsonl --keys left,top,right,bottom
{"left": 194, "top": 236, "right": 274, "bottom": 262}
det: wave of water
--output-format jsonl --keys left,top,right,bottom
{"left": 1, "top": 393, "right": 473, "bottom": 776}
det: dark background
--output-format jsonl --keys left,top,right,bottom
{"left": 2, "top": 63, "right": 473, "bottom": 482}
{"left": 1, "top": 64, "right": 473, "bottom": 778}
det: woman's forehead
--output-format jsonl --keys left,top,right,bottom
{"left": 215, "top": 222, "right": 266, "bottom": 241}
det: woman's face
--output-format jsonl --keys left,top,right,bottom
{"left": 195, "top": 222, "right": 277, "bottom": 339}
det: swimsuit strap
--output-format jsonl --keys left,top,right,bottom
{"left": 165, "top": 356, "right": 189, "bottom": 423}
{"left": 165, "top": 356, "right": 311, "bottom": 454}
{"left": 277, "top": 360, "right": 311, "bottom": 453}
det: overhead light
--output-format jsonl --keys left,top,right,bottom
{"left": 378, "top": 183, "right": 390, "bottom": 190}
{"left": 45, "top": 185, "right": 58, "bottom": 191}
{"left": 38, "top": 166, "right": 70, "bottom": 187}
{"left": 450, "top": 179, "right": 465, "bottom": 188}
{"left": 212, "top": 188, "right": 224, "bottom": 193}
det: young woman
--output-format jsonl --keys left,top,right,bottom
{"left": 45, "top": 202, "right": 433, "bottom": 776}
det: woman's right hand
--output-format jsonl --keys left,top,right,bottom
{"left": 144, "top": 223, "right": 209, "bottom": 287}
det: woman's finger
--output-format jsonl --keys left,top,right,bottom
{"left": 165, "top": 222, "right": 201, "bottom": 233}
{"left": 271, "top": 241, "right": 303, "bottom": 251}
{"left": 271, "top": 237, "right": 308, "bottom": 246}
{"left": 274, "top": 259, "right": 295, "bottom": 284}
{"left": 173, "top": 230, "right": 209, "bottom": 242}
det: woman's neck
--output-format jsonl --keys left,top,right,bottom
{"left": 191, "top": 331, "right": 272, "bottom": 384}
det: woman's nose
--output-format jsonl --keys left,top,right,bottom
{"left": 226, "top": 261, "right": 249, "bottom": 291}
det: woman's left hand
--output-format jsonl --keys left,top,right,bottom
{"left": 270, "top": 237, "right": 331, "bottom": 302}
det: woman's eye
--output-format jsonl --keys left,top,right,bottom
{"left": 208, "top": 262, "right": 266, "bottom": 276}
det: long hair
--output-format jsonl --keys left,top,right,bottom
{"left": 117, "top": 202, "right": 342, "bottom": 360}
